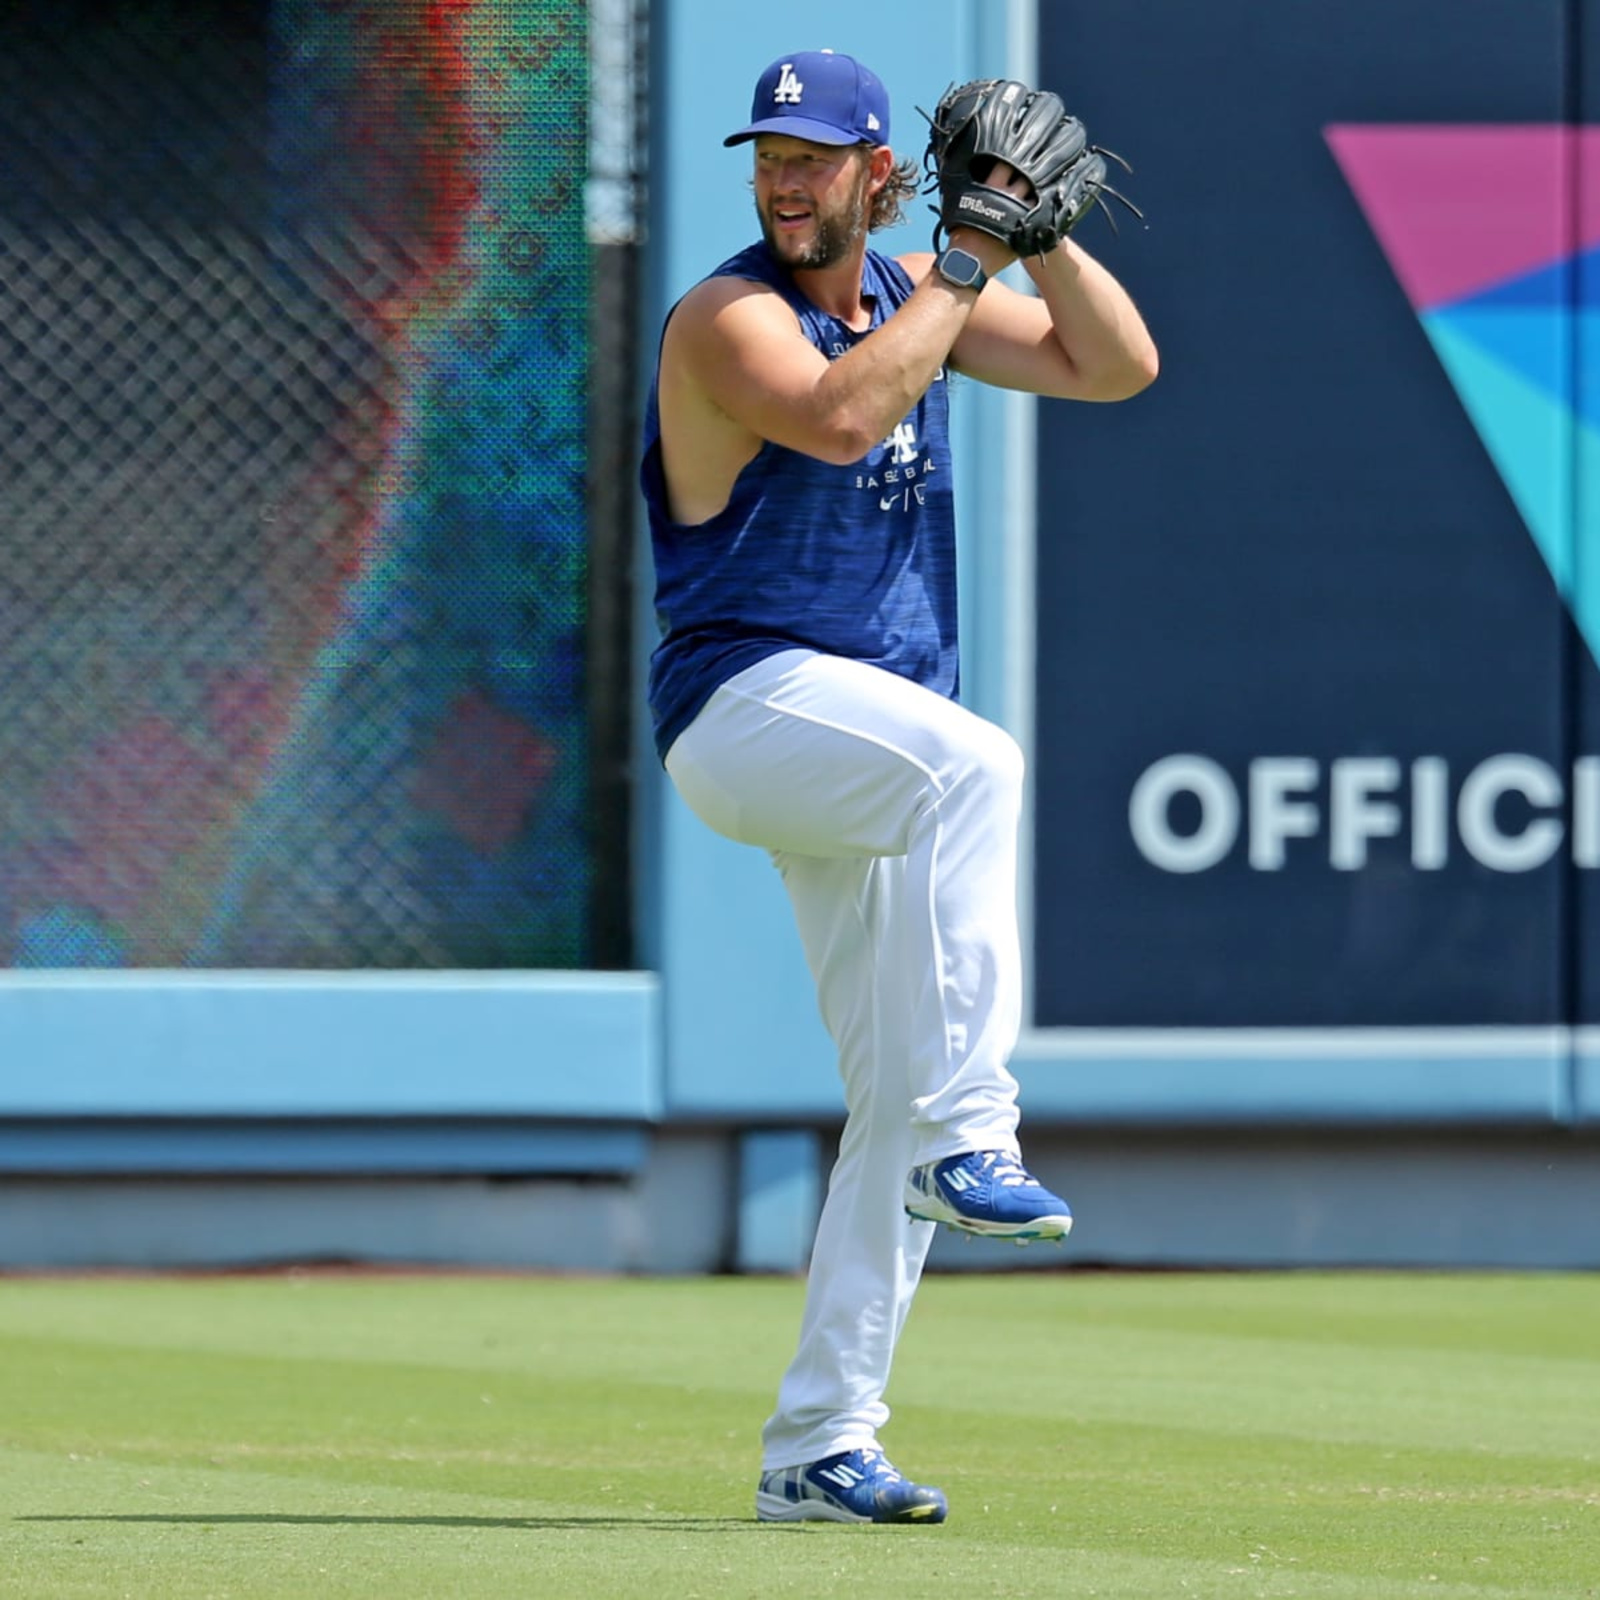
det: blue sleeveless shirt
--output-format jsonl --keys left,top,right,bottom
{"left": 641, "top": 242, "right": 959, "bottom": 761}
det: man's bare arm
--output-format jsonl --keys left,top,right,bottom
{"left": 664, "top": 268, "right": 989, "bottom": 469}
{"left": 918, "top": 236, "right": 1158, "bottom": 402}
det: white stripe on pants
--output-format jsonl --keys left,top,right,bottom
{"left": 664, "top": 648, "right": 1025, "bottom": 1468}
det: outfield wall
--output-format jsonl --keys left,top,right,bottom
{"left": 3, "top": 0, "right": 1600, "bottom": 1272}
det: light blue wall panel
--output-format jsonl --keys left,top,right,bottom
{"left": 1012, "top": 1032, "right": 1569, "bottom": 1127}
{"left": 0, "top": 973, "right": 661, "bottom": 1118}
{"left": 0, "top": 1121, "right": 649, "bottom": 1176}
{"left": 1573, "top": 1033, "right": 1600, "bottom": 1124}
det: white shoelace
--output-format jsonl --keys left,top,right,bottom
{"left": 981, "top": 1151, "right": 1035, "bottom": 1188}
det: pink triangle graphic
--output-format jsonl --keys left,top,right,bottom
{"left": 1325, "top": 125, "right": 1600, "bottom": 311}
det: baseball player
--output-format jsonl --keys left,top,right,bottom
{"left": 640, "top": 49, "right": 1157, "bottom": 1524}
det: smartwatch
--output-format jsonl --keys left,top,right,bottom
{"left": 932, "top": 246, "right": 988, "bottom": 293}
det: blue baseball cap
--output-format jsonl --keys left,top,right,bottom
{"left": 723, "top": 50, "right": 890, "bottom": 148}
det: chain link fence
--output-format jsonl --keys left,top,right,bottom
{"left": 0, "top": 0, "right": 600, "bottom": 968}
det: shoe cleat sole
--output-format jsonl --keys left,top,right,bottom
{"left": 903, "top": 1204, "right": 1072, "bottom": 1242}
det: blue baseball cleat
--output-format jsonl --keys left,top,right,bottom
{"left": 755, "top": 1446, "right": 948, "bottom": 1524}
{"left": 904, "top": 1149, "right": 1073, "bottom": 1240}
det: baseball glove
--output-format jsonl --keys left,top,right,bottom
{"left": 922, "top": 78, "right": 1135, "bottom": 257}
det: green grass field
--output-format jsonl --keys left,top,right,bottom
{"left": 0, "top": 1271, "right": 1595, "bottom": 1598}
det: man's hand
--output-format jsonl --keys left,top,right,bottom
{"left": 944, "top": 158, "right": 1032, "bottom": 276}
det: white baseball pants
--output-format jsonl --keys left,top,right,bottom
{"left": 663, "top": 648, "right": 1026, "bottom": 1469}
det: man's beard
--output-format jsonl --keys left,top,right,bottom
{"left": 760, "top": 179, "right": 868, "bottom": 269}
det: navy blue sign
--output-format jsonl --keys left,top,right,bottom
{"left": 1032, "top": 0, "right": 1596, "bottom": 1026}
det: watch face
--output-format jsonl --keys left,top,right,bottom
{"left": 939, "top": 249, "right": 983, "bottom": 287}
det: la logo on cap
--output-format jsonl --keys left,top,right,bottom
{"left": 774, "top": 62, "right": 804, "bottom": 104}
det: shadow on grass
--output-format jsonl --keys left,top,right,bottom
{"left": 16, "top": 1513, "right": 776, "bottom": 1532}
